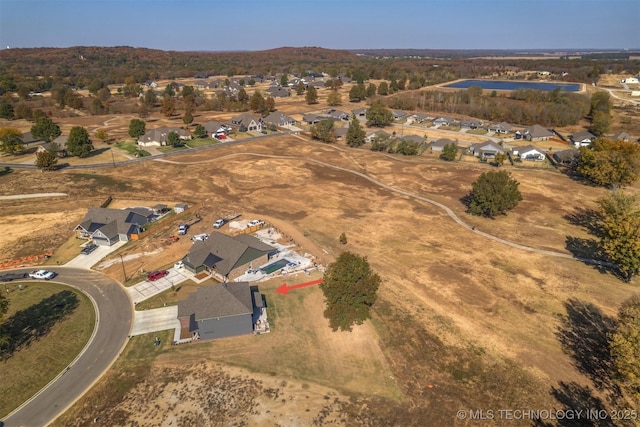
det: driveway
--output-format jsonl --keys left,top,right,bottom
{"left": 64, "top": 241, "right": 127, "bottom": 269}
{"left": 130, "top": 306, "right": 180, "bottom": 337}
{"left": 126, "top": 267, "right": 191, "bottom": 304}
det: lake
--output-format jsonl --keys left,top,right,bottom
{"left": 443, "top": 79, "right": 581, "bottom": 92}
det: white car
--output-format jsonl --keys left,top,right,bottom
{"left": 213, "top": 219, "right": 226, "bottom": 229}
{"left": 174, "top": 261, "right": 184, "bottom": 269}
{"left": 28, "top": 270, "right": 57, "bottom": 280}
{"left": 247, "top": 219, "right": 265, "bottom": 227}
{"left": 192, "top": 233, "right": 208, "bottom": 242}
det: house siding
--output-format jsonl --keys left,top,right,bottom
{"left": 227, "top": 253, "right": 269, "bottom": 280}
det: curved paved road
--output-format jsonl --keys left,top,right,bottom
{"left": 2, "top": 267, "right": 132, "bottom": 427}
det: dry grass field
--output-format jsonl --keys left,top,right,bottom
{"left": 1, "top": 130, "right": 639, "bottom": 425}
{"left": 1, "top": 73, "right": 640, "bottom": 424}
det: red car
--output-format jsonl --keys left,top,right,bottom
{"left": 147, "top": 270, "right": 168, "bottom": 281}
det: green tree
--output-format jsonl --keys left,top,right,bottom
{"left": 0, "top": 128, "right": 24, "bottom": 154}
{"left": 589, "top": 91, "right": 611, "bottom": 117}
{"left": 295, "top": 81, "right": 306, "bottom": 96}
{"left": 597, "top": 191, "right": 640, "bottom": 282}
{"left": 31, "top": 117, "right": 61, "bottom": 142}
{"left": 167, "top": 131, "right": 181, "bottom": 147}
{"left": 320, "top": 251, "right": 381, "bottom": 332}
{"left": 162, "top": 97, "right": 176, "bottom": 117}
{"left": 366, "top": 83, "right": 377, "bottom": 98}
{"left": 265, "top": 96, "right": 275, "bottom": 112}
{"left": 193, "top": 124, "right": 207, "bottom": 139}
{"left": 576, "top": 138, "right": 640, "bottom": 188}
{"left": 348, "top": 83, "right": 367, "bottom": 102}
{"left": 280, "top": 74, "right": 289, "bottom": 87}
{"left": 395, "top": 139, "right": 420, "bottom": 156}
{"left": 66, "top": 126, "right": 93, "bottom": 157}
{"left": 305, "top": 85, "right": 318, "bottom": 104}
{"left": 346, "top": 115, "right": 366, "bottom": 147}
{"left": 377, "top": 81, "right": 389, "bottom": 96}
{"left": 183, "top": 111, "right": 193, "bottom": 127}
{"left": 95, "top": 129, "right": 109, "bottom": 142}
{"left": 35, "top": 146, "right": 58, "bottom": 171}
{"left": 494, "top": 152, "right": 508, "bottom": 167}
{"left": 327, "top": 91, "right": 342, "bottom": 106}
{"left": 128, "top": 119, "right": 146, "bottom": 139}
{"left": 589, "top": 111, "right": 611, "bottom": 136}
{"left": 366, "top": 100, "right": 393, "bottom": 127}
{"left": 339, "top": 232, "right": 347, "bottom": 245}
{"left": 311, "top": 119, "right": 335, "bottom": 143}
{"left": 440, "top": 142, "right": 458, "bottom": 161}
{"left": 0, "top": 100, "right": 14, "bottom": 120}
{"left": 237, "top": 88, "right": 248, "bottom": 104}
{"left": 144, "top": 89, "right": 157, "bottom": 107}
{"left": 14, "top": 103, "right": 32, "bottom": 120}
{"left": 249, "top": 90, "right": 265, "bottom": 113}
{"left": 467, "top": 170, "right": 522, "bottom": 217}
{"left": 610, "top": 295, "right": 640, "bottom": 408}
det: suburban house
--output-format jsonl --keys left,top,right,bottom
{"left": 74, "top": 207, "right": 155, "bottom": 246}
{"left": 325, "top": 109, "right": 349, "bottom": 121}
{"left": 138, "top": 127, "right": 190, "bottom": 147}
{"left": 351, "top": 107, "right": 367, "bottom": 119}
{"left": 302, "top": 113, "right": 322, "bottom": 125}
{"left": 433, "top": 117, "right": 455, "bottom": 126}
{"left": 35, "top": 141, "right": 68, "bottom": 157}
{"left": 522, "top": 125, "right": 554, "bottom": 141}
{"left": 337, "top": 73, "right": 352, "bottom": 83}
{"left": 570, "top": 131, "right": 596, "bottom": 147}
{"left": 174, "top": 203, "right": 188, "bottom": 214}
{"left": 411, "top": 112, "right": 431, "bottom": 123}
{"left": 202, "top": 120, "right": 229, "bottom": 137}
{"left": 430, "top": 138, "right": 458, "bottom": 152}
{"left": 488, "top": 122, "right": 513, "bottom": 134}
{"left": 469, "top": 141, "right": 505, "bottom": 159}
{"left": 392, "top": 110, "right": 408, "bottom": 121}
{"left": 611, "top": 132, "right": 630, "bottom": 142}
{"left": 229, "top": 113, "right": 263, "bottom": 132}
{"left": 21, "top": 132, "right": 43, "bottom": 146}
{"left": 553, "top": 149, "right": 579, "bottom": 165}
{"left": 398, "top": 134, "right": 425, "bottom": 145}
{"left": 512, "top": 145, "right": 546, "bottom": 161}
{"left": 460, "top": 119, "right": 483, "bottom": 129}
{"left": 266, "top": 86, "right": 291, "bottom": 98}
{"left": 181, "top": 232, "right": 276, "bottom": 281}
{"left": 263, "top": 111, "right": 296, "bottom": 128}
{"left": 177, "top": 282, "right": 266, "bottom": 341}
{"left": 365, "top": 130, "right": 390, "bottom": 143}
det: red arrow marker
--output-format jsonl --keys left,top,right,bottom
{"left": 276, "top": 279, "right": 323, "bottom": 295}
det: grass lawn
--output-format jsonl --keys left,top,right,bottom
{"left": 185, "top": 137, "right": 218, "bottom": 148}
{"left": 0, "top": 282, "right": 94, "bottom": 418}
{"left": 114, "top": 141, "right": 150, "bottom": 157}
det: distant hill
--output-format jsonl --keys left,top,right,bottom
{"left": 0, "top": 46, "right": 361, "bottom": 82}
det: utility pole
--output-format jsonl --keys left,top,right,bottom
{"left": 119, "top": 254, "right": 127, "bottom": 282}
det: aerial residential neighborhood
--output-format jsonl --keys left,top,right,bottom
{"left": 0, "top": 2, "right": 639, "bottom": 425}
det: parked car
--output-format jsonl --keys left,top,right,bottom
{"left": 147, "top": 270, "right": 168, "bottom": 281}
{"left": 213, "top": 219, "right": 226, "bottom": 229}
{"left": 28, "top": 270, "right": 57, "bottom": 280}
{"left": 247, "top": 219, "right": 265, "bottom": 227}
{"left": 80, "top": 243, "right": 98, "bottom": 255}
{"left": 192, "top": 233, "right": 208, "bottom": 242}
{"left": 178, "top": 224, "right": 188, "bottom": 235}
{"left": 174, "top": 260, "right": 184, "bottom": 269}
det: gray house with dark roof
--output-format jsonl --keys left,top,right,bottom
{"left": 74, "top": 207, "right": 154, "bottom": 246}
{"left": 182, "top": 232, "right": 276, "bottom": 280}
{"left": 263, "top": 111, "right": 296, "bottom": 127}
{"left": 138, "top": 127, "right": 190, "bottom": 147}
{"left": 177, "top": 282, "right": 264, "bottom": 341}
{"left": 570, "top": 131, "right": 596, "bottom": 147}
{"left": 523, "top": 125, "right": 554, "bottom": 141}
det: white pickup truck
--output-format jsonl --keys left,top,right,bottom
{"left": 28, "top": 270, "right": 57, "bottom": 280}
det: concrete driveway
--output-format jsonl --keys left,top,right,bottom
{"left": 130, "top": 306, "right": 180, "bottom": 337}
{"left": 126, "top": 267, "right": 191, "bottom": 304}
{"left": 64, "top": 241, "right": 126, "bottom": 268}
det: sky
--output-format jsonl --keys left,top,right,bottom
{"left": 0, "top": 0, "right": 638, "bottom": 51}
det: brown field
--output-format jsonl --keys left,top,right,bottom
{"left": 1, "top": 130, "right": 639, "bottom": 425}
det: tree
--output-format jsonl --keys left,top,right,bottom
{"left": 96, "top": 129, "right": 109, "bottom": 142}
{"left": 589, "top": 111, "right": 611, "bottom": 136}
{"left": 327, "top": 91, "right": 342, "bottom": 106}
{"left": 0, "top": 128, "right": 24, "bottom": 154}
{"left": 366, "top": 83, "right": 377, "bottom": 98}
{"left": 193, "top": 124, "right": 207, "bottom": 139}
{"left": 0, "top": 100, "right": 15, "bottom": 119}
{"left": 237, "top": 88, "right": 248, "bottom": 104}
{"left": 66, "top": 126, "right": 93, "bottom": 157}
{"left": 182, "top": 111, "right": 193, "bottom": 127}
{"left": 167, "top": 131, "right": 181, "bottom": 146}
{"left": 494, "top": 152, "right": 508, "bottom": 167}
{"left": 366, "top": 100, "right": 393, "bottom": 127}
{"left": 295, "top": 82, "right": 305, "bottom": 96}
{"left": 305, "top": 85, "right": 318, "bottom": 104}
{"left": 339, "top": 232, "right": 347, "bottom": 245}
{"left": 377, "top": 81, "right": 389, "bottom": 96}
{"left": 467, "top": 170, "right": 522, "bottom": 217}
{"left": 31, "top": 117, "right": 61, "bottom": 142}
{"left": 249, "top": 90, "right": 265, "bottom": 113}
{"left": 311, "top": 119, "right": 335, "bottom": 143}
{"left": 440, "top": 142, "right": 458, "bottom": 161}
{"left": 348, "top": 83, "right": 366, "bottom": 102}
{"left": 0, "top": 291, "right": 7, "bottom": 348}
{"left": 128, "top": 119, "right": 146, "bottom": 139}
{"left": 576, "top": 138, "right": 640, "bottom": 188}
{"left": 320, "top": 251, "right": 381, "bottom": 332}
{"left": 144, "top": 89, "right": 157, "bottom": 107}
{"left": 597, "top": 191, "right": 640, "bottom": 282}
{"left": 346, "top": 115, "right": 366, "bottom": 147}
{"left": 35, "top": 147, "right": 58, "bottom": 171}
{"left": 280, "top": 74, "right": 289, "bottom": 87}
{"left": 610, "top": 295, "right": 640, "bottom": 408}
{"left": 161, "top": 97, "right": 176, "bottom": 117}
{"left": 265, "top": 96, "right": 275, "bottom": 112}
{"left": 589, "top": 91, "right": 611, "bottom": 117}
